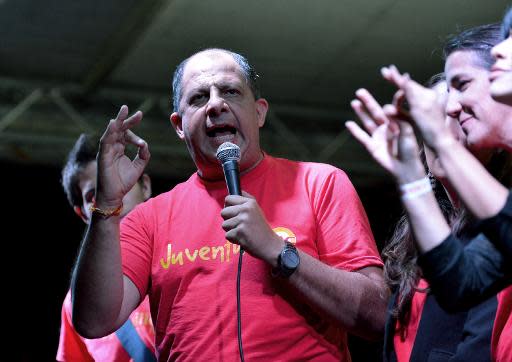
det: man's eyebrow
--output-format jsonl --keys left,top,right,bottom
{"left": 218, "top": 82, "right": 242, "bottom": 90}
{"left": 186, "top": 85, "right": 206, "bottom": 94}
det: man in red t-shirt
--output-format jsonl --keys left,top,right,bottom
{"left": 70, "top": 48, "right": 389, "bottom": 361}
{"left": 58, "top": 134, "right": 155, "bottom": 361}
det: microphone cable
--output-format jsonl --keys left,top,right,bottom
{"left": 236, "top": 249, "right": 245, "bottom": 362}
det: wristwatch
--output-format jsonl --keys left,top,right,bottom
{"left": 272, "top": 242, "right": 300, "bottom": 278}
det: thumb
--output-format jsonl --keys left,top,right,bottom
{"left": 397, "top": 121, "right": 420, "bottom": 160}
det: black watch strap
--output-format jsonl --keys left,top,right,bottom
{"left": 272, "top": 242, "right": 300, "bottom": 278}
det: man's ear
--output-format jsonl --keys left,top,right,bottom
{"left": 255, "top": 98, "right": 269, "bottom": 128}
{"left": 140, "top": 174, "right": 152, "bottom": 200}
{"left": 170, "top": 113, "right": 185, "bottom": 140}
{"left": 74, "top": 206, "right": 89, "bottom": 224}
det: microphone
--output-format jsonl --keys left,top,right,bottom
{"left": 216, "top": 142, "right": 245, "bottom": 361}
{"left": 216, "top": 142, "right": 242, "bottom": 196}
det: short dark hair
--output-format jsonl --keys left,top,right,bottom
{"left": 443, "top": 23, "right": 502, "bottom": 69}
{"left": 425, "top": 72, "right": 445, "bottom": 89}
{"left": 61, "top": 133, "right": 98, "bottom": 209}
{"left": 501, "top": 7, "right": 512, "bottom": 40}
{"left": 171, "top": 48, "right": 261, "bottom": 114}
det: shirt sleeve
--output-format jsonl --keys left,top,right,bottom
{"left": 120, "top": 202, "right": 154, "bottom": 299}
{"left": 313, "top": 168, "right": 382, "bottom": 271}
{"left": 480, "top": 190, "right": 512, "bottom": 259}
{"left": 56, "top": 291, "right": 94, "bottom": 362}
{"left": 450, "top": 295, "right": 497, "bottom": 361}
{"left": 418, "top": 233, "right": 510, "bottom": 311}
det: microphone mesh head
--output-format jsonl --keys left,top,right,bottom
{"left": 216, "top": 142, "right": 241, "bottom": 164}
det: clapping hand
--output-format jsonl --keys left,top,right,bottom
{"left": 346, "top": 88, "right": 426, "bottom": 183}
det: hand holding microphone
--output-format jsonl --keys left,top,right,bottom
{"left": 217, "top": 143, "right": 283, "bottom": 263}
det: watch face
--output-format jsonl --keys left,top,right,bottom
{"left": 282, "top": 248, "right": 300, "bottom": 269}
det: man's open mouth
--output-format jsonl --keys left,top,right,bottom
{"left": 206, "top": 125, "right": 237, "bottom": 137}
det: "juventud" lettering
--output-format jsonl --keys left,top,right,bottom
{"left": 160, "top": 242, "right": 241, "bottom": 269}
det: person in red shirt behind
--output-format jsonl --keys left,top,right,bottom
{"left": 70, "top": 48, "right": 389, "bottom": 361}
{"left": 57, "top": 133, "right": 156, "bottom": 361}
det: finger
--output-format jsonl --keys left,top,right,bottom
{"left": 381, "top": 65, "right": 408, "bottom": 89}
{"left": 351, "top": 99, "right": 378, "bottom": 134}
{"left": 114, "top": 105, "right": 130, "bottom": 128}
{"left": 345, "top": 121, "right": 375, "bottom": 150}
{"left": 381, "top": 106, "right": 401, "bottom": 134}
{"left": 392, "top": 89, "right": 412, "bottom": 120}
{"left": 383, "top": 104, "right": 398, "bottom": 118}
{"left": 220, "top": 205, "right": 236, "bottom": 220}
{"left": 399, "top": 73, "right": 425, "bottom": 100}
{"left": 384, "top": 122, "right": 398, "bottom": 142}
{"left": 124, "top": 129, "right": 147, "bottom": 148}
{"left": 101, "top": 106, "right": 130, "bottom": 143}
{"left": 392, "top": 90, "right": 405, "bottom": 109}
{"left": 123, "top": 130, "right": 150, "bottom": 172}
{"left": 224, "top": 195, "right": 247, "bottom": 207}
{"left": 382, "top": 123, "right": 399, "bottom": 158}
{"left": 136, "top": 140, "right": 151, "bottom": 162}
{"left": 383, "top": 103, "right": 411, "bottom": 124}
{"left": 121, "top": 111, "right": 144, "bottom": 132}
{"left": 355, "top": 88, "right": 389, "bottom": 126}
{"left": 396, "top": 121, "right": 421, "bottom": 159}
{"left": 133, "top": 141, "right": 151, "bottom": 171}
{"left": 397, "top": 120, "right": 415, "bottom": 137}
{"left": 397, "top": 120, "right": 419, "bottom": 151}
{"left": 221, "top": 217, "right": 238, "bottom": 232}
{"left": 225, "top": 230, "right": 240, "bottom": 244}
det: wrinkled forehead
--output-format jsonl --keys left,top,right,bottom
{"left": 182, "top": 51, "right": 244, "bottom": 88}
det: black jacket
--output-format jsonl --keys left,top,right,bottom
{"left": 383, "top": 288, "right": 496, "bottom": 362}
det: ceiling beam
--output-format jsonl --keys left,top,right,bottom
{"left": 81, "top": 0, "right": 169, "bottom": 95}
{"left": 0, "top": 89, "right": 43, "bottom": 133}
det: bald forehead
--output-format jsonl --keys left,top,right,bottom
{"left": 183, "top": 50, "right": 242, "bottom": 77}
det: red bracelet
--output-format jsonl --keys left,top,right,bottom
{"left": 89, "top": 201, "right": 123, "bottom": 218}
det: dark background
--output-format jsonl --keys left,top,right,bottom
{"left": 0, "top": 1, "right": 507, "bottom": 360}
{"left": 4, "top": 159, "right": 401, "bottom": 361}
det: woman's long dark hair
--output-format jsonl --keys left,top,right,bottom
{"left": 382, "top": 148, "right": 455, "bottom": 336}
{"left": 384, "top": 147, "right": 512, "bottom": 338}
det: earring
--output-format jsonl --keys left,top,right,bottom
{"left": 427, "top": 171, "right": 437, "bottom": 191}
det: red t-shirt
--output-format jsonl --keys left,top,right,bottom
{"left": 393, "top": 279, "right": 429, "bottom": 362}
{"left": 493, "top": 285, "right": 512, "bottom": 361}
{"left": 56, "top": 290, "right": 155, "bottom": 361}
{"left": 120, "top": 155, "right": 382, "bottom": 361}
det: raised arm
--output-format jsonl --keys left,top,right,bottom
{"left": 71, "top": 105, "right": 150, "bottom": 338}
{"left": 346, "top": 89, "right": 450, "bottom": 253}
{"left": 381, "top": 65, "right": 509, "bottom": 220}
{"left": 418, "top": 233, "right": 510, "bottom": 311}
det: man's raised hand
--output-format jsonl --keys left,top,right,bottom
{"left": 96, "top": 105, "right": 150, "bottom": 208}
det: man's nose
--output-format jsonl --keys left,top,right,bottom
{"left": 206, "top": 91, "right": 228, "bottom": 118}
